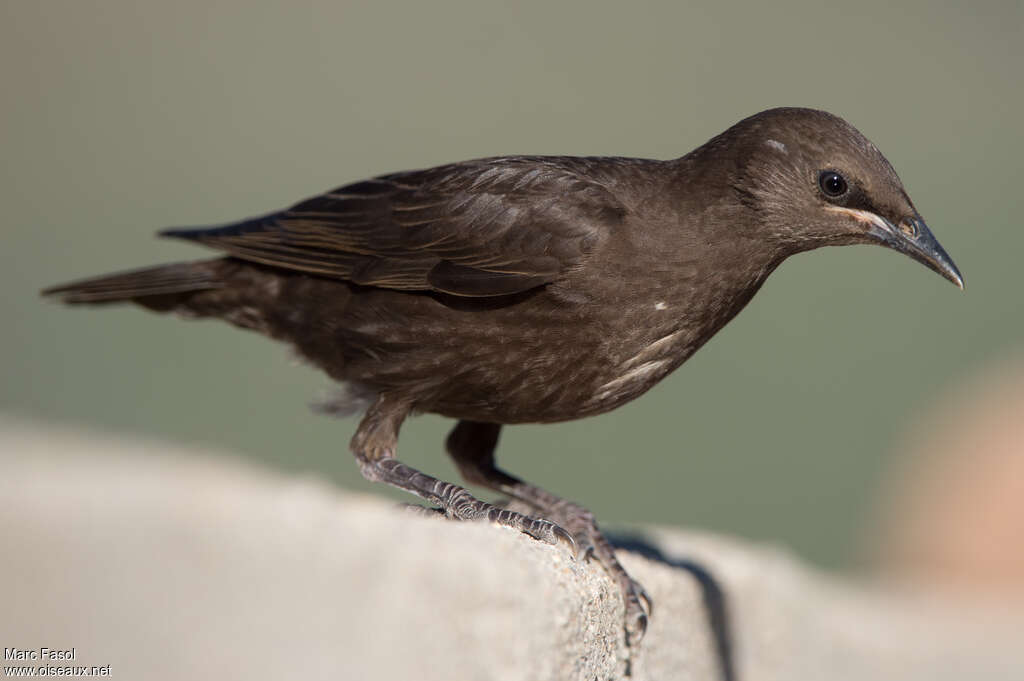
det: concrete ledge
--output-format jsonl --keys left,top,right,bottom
{"left": 1, "top": 417, "right": 1021, "bottom": 680}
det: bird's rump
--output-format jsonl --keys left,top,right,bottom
{"left": 160, "top": 157, "right": 624, "bottom": 297}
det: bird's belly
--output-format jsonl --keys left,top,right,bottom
{"left": 326, "top": 289, "right": 690, "bottom": 424}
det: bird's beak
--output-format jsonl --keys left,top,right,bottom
{"left": 828, "top": 207, "right": 964, "bottom": 289}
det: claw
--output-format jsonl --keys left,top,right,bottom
{"left": 577, "top": 543, "right": 596, "bottom": 563}
{"left": 626, "top": 608, "right": 649, "bottom": 646}
{"left": 492, "top": 507, "right": 576, "bottom": 556}
{"left": 635, "top": 584, "right": 654, "bottom": 617}
{"left": 551, "top": 523, "right": 577, "bottom": 556}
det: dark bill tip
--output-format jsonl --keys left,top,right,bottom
{"left": 904, "top": 217, "right": 964, "bottom": 290}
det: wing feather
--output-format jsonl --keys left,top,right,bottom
{"left": 160, "top": 157, "right": 624, "bottom": 297}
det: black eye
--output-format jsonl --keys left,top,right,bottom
{"left": 818, "top": 170, "right": 848, "bottom": 198}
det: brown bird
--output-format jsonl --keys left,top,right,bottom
{"left": 43, "top": 107, "right": 962, "bottom": 643}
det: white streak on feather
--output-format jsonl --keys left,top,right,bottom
{"left": 764, "top": 139, "right": 788, "bottom": 153}
{"left": 622, "top": 330, "right": 684, "bottom": 369}
{"left": 594, "top": 359, "right": 670, "bottom": 401}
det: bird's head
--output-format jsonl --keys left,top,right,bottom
{"left": 717, "top": 107, "right": 963, "bottom": 289}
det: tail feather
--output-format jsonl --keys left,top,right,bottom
{"left": 42, "top": 261, "right": 223, "bottom": 304}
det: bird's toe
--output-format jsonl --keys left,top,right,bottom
{"left": 625, "top": 604, "right": 649, "bottom": 646}
{"left": 633, "top": 581, "right": 654, "bottom": 618}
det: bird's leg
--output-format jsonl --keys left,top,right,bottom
{"left": 446, "top": 420, "right": 651, "bottom": 644}
{"left": 351, "top": 395, "right": 574, "bottom": 548}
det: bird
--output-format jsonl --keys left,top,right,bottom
{"left": 43, "top": 107, "right": 963, "bottom": 643}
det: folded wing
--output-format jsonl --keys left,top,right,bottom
{"left": 161, "top": 157, "right": 624, "bottom": 297}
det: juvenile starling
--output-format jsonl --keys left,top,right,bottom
{"left": 43, "top": 108, "right": 963, "bottom": 642}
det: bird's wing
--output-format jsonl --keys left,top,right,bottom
{"left": 160, "top": 157, "right": 623, "bottom": 297}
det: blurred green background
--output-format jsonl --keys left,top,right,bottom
{"left": 2, "top": 1, "right": 1021, "bottom": 570}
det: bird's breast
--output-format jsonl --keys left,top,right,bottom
{"left": 584, "top": 328, "right": 688, "bottom": 409}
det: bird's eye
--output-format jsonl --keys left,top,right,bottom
{"left": 818, "top": 170, "right": 848, "bottom": 198}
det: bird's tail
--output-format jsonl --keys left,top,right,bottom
{"left": 42, "top": 258, "right": 302, "bottom": 336}
{"left": 41, "top": 260, "right": 224, "bottom": 309}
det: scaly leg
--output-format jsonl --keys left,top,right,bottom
{"left": 351, "top": 395, "right": 574, "bottom": 549}
{"left": 446, "top": 419, "right": 651, "bottom": 644}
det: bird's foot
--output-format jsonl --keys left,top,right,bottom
{"left": 371, "top": 460, "right": 575, "bottom": 551}
{"left": 539, "top": 499, "right": 652, "bottom": 644}
{"left": 371, "top": 459, "right": 641, "bottom": 639}
{"left": 621, "top": 578, "right": 652, "bottom": 645}
{"left": 490, "top": 497, "right": 651, "bottom": 642}
{"left": 442, "top": 487, "right": 576, "bottom": 552}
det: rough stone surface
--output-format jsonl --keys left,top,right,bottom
{"left": 1, "top": 417, "right": 1022, "bottom": 680}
